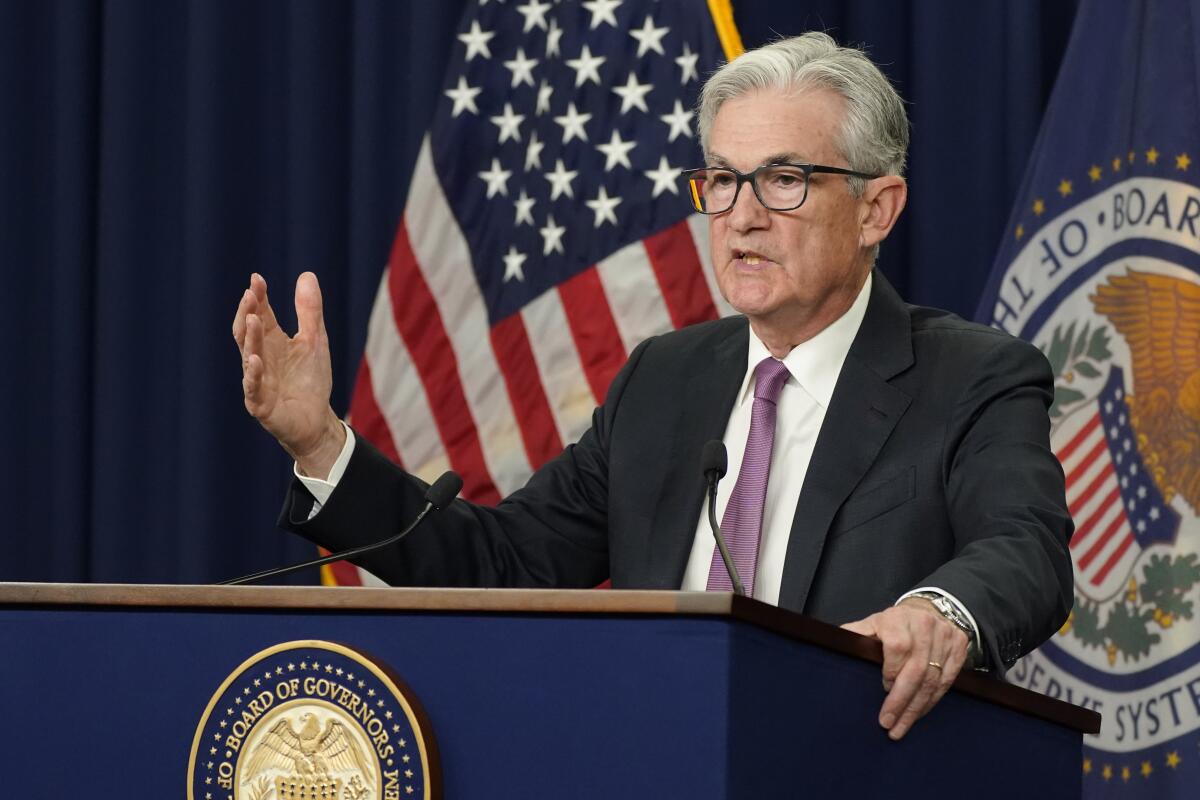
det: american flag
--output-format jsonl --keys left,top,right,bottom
{"left": 325, "top": 1, "right": 740, "bottom": 585}
{"left": 1052, "top": 367, "right": 1180, "bottom": 601}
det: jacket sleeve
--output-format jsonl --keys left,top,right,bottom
{"left": 919, "top": 335, "right": 1075, "bottom": 675}
{"left": 276, "top": 337, "right": 656, "bottom": 588}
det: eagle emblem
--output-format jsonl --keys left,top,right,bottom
{"left": 242, "top": 711, "right": 375, "bottom": 798}
{"left": 1091, "top": 269, "right": 1200, "bottom": 512}
{"left": 1039, "top": 266, "right": 1199, "bottom": 665}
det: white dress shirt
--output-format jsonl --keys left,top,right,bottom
{"left": 679, "top": 274, "right": 873, "bottom": 603}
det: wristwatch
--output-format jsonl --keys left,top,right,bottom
{"left": 907, "top": 590, "right": 982, "bottom": 668}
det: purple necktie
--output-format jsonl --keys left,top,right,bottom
{"left": 707, "top": 356, "right": 791, "bottom": 597}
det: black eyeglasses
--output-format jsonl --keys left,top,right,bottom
{"left": 681, "top": 163, "right": 880, "bottom": 214}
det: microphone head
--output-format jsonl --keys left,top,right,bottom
{"left": 425, "top": 471, "right": 464, "bottom": 510}
{"left": 701, "top": 440, "right": 727, "bottom": 481}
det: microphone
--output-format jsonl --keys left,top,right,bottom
{"left": 701, "top": 440, "right": 745, "bottom": 596}
{"left": 219, "top": 471, "right": 464, "bottom": 586}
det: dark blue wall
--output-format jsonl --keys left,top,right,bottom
{"left": 0, "top": 1, "right": 1077, "bottom": 583}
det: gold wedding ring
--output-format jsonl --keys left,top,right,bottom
{"left": 928, "top": 660, "right": 943, "bottom": 670}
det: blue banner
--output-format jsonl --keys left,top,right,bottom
{"left": 978, "top": 1, "right": 1200, "bottom": 795}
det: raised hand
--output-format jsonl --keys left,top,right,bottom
{"left": 233, "top": 272, "right": 346, "bottom": 478}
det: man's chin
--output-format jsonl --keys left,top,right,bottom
{"left": 723, "top": 290, "right": 779, "bottom": 320}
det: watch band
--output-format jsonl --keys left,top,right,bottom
{"left": 908, "top": 590, "right": 982, "bottom": 667}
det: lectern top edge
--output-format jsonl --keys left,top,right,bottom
{"left": 0, "top": 582, "right": 1100, "bottom": 735}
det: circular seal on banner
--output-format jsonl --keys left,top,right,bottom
{"left": 986, "top": 170, "right": 1200, "bottom": 785}
{"left": 187, "top": 640, "right": 439, "bottom": 800}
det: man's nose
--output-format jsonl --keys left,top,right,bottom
{"left": 725, "top": 181, "right": 769, "bottom": 232}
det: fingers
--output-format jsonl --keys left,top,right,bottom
{"left": 242, "top": 352, "right": 265, "bottom": 411}
{"left": 235, "top": 272, "right": 313, "bottom": 352}
{"left": 241, "top": 312, "right": 265, "bottom": 409}
{"left": 294, "top": 271, "right": 326, "bottom": 340}
{"left": 884, "top": 639, "right": 965, "bottom": 740}
{"left": 250, "top": 271, "right": 267, "bottom": 300}
{"left": 241, "top": 312, "right": 279, "bottom": 420}
{"left": 921, "top": 641, "right": 968, "bottom": 723}
{"left": 854, "top": 605, "right": 969, "bottom": 741}
{"left": 251, "top": 272, "right": 282, "bottom": 333}
{"left": 233, "top": 272, "right": 273, "bottom": 347}
{"left": 232, "top": 287, "right": 256, "bottom": 351}
{"left": 840, "top": 618, "right": 877, "bottom": 637}
{"left": 880, "top": 641, "right": 939, "bottom": 740}
{"left": 244, "top": 309, "right": 263, "bottom": 358}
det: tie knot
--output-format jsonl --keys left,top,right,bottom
{"left": 753, "top": 357, "right": 790, "bottom": 404}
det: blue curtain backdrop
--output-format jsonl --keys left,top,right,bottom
{"left": 0, "top": 1, "right": 1078, "bottom": 584}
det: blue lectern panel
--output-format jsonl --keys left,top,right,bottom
{"left": 726, "top": 623, "right": 1080, "bottom": 797}
{"left": 3, "top": 607, "right": 736, "bottom": 797}
{"left": 1, "top": 603, "right": 1079, "bottom": 798}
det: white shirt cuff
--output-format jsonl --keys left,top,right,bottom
{"left": 896, "top": 585, "right": 983, "bottom": 653}
{"left": 294, "top": 421, "right": 356, "bottom": 515}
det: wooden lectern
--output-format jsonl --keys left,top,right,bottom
{"left": 0, "top": 583, "right": 1098, "bottom": 798}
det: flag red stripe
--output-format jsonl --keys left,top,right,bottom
{"left": 1069, "top": 485, "right": 1121, "bottom": 548}
{"left": 1068, "top": 461, "right": 1116, "bottom": 518}
{"left": 1056, "top": 414, "right": 1102, "bottom": 463}
{"left": 643, "top": 220, "right": 719, "bottom": 328}
{"left": 1077, "top": 510, "right": 1127, "bottom": 571}
{"left": 1064, "top": 436, "right": 1109, "bottom": 492}
{"left": 387, "top": 223, "right": 502, "bottom": 504}
{"left": 348, "top": 357, "right": 403, "bottom": 466}
{"left": 490, "top": 313, "right": 565, "bottom": 470}
{"left": 1091, "top": 532, "right": 1136, "bottom": 585}
{"left": 558, "top": 266, "right": 627, "bottom": 403}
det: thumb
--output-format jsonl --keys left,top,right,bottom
{"left": 295, "top": 271, "right": 326, "bottom": 339}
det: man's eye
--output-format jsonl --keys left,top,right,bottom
{"left": 710, "top": 173, "right": 735, "bottom": 187}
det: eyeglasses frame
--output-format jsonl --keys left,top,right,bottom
{"left": 681, "top": 162, "right": 882, "bottom": 214}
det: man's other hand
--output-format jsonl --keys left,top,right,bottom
{"left": 841, "top": 598, "right": 969, "bottom": 741}
{"left": 232, "top": 272, "right": 345, "bottom": 479}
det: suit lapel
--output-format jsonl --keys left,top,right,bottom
{"left": 647, "top": 320, "right": 748, "bottom": 587}
{"left": 777, "top": 272, "right": 914, "bottom": 612}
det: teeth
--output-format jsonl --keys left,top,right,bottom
{"left": 743, "top": 255, "right": 761, "bottom": 265}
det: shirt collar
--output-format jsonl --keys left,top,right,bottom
{"left": 737, "top": 272, "right": 873, "bottom": 409}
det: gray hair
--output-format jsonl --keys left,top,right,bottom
{"left": 698, "top": 32, "right": 909, "bottom": 197}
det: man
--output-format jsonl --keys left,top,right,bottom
{"left": 233, "top": 33, "right": 1073, "bottom": 742}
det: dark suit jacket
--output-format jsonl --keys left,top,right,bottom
{"left": 282, "top": 271, "right": 1074, "bottom": 673}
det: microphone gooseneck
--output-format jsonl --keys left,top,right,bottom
{"left": 701, "top": 440, "right": 745, "bottom": 597}
{"left": 219, "top": 470, "right": 463, "bottom": 586}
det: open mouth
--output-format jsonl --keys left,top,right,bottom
{"left": 733, "top": 249, "right": 769, "bottom": 266}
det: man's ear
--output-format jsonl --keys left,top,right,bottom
{"left": 859, "top": 176, "right": 907, "bottom": 249}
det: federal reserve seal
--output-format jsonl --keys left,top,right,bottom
{"left": 187, "top": 640, "right": 438, "bottom": 800}
{"left": 984, "top": 159, "right": 1200, "bottom": 786}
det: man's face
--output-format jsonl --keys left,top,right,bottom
{"left": 707, "top": 86, "right": 871, "bottom": 337}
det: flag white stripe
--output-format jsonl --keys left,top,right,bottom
{"left": 1068, "top": 457, "right": 1119, "bottom": 525}
{"left": 1070, "top": 492, "right": 1123, "bottom": 554}
{"left": 522, "top": 288, "right": 596, "bottom": 446}
{"left": 597, "top": 239, "right": 675, "bottom": 354}
{"left": 405, "top": 137, "right": 532, "bottom": 496}
{"left": 1054, "top": 416, "right": 1103, "bottom": 474}
{"left": 1083, "top": 529, "right": 1136, "bottom": 592}
{"left": 1058, "top": 433, "right": 1105, "bottom": 477}
{"left": 362, "top": 275, "right": 451, "bottom": 486}
{"left": 353, "top": 567, "right": 389, "bottom": 587}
